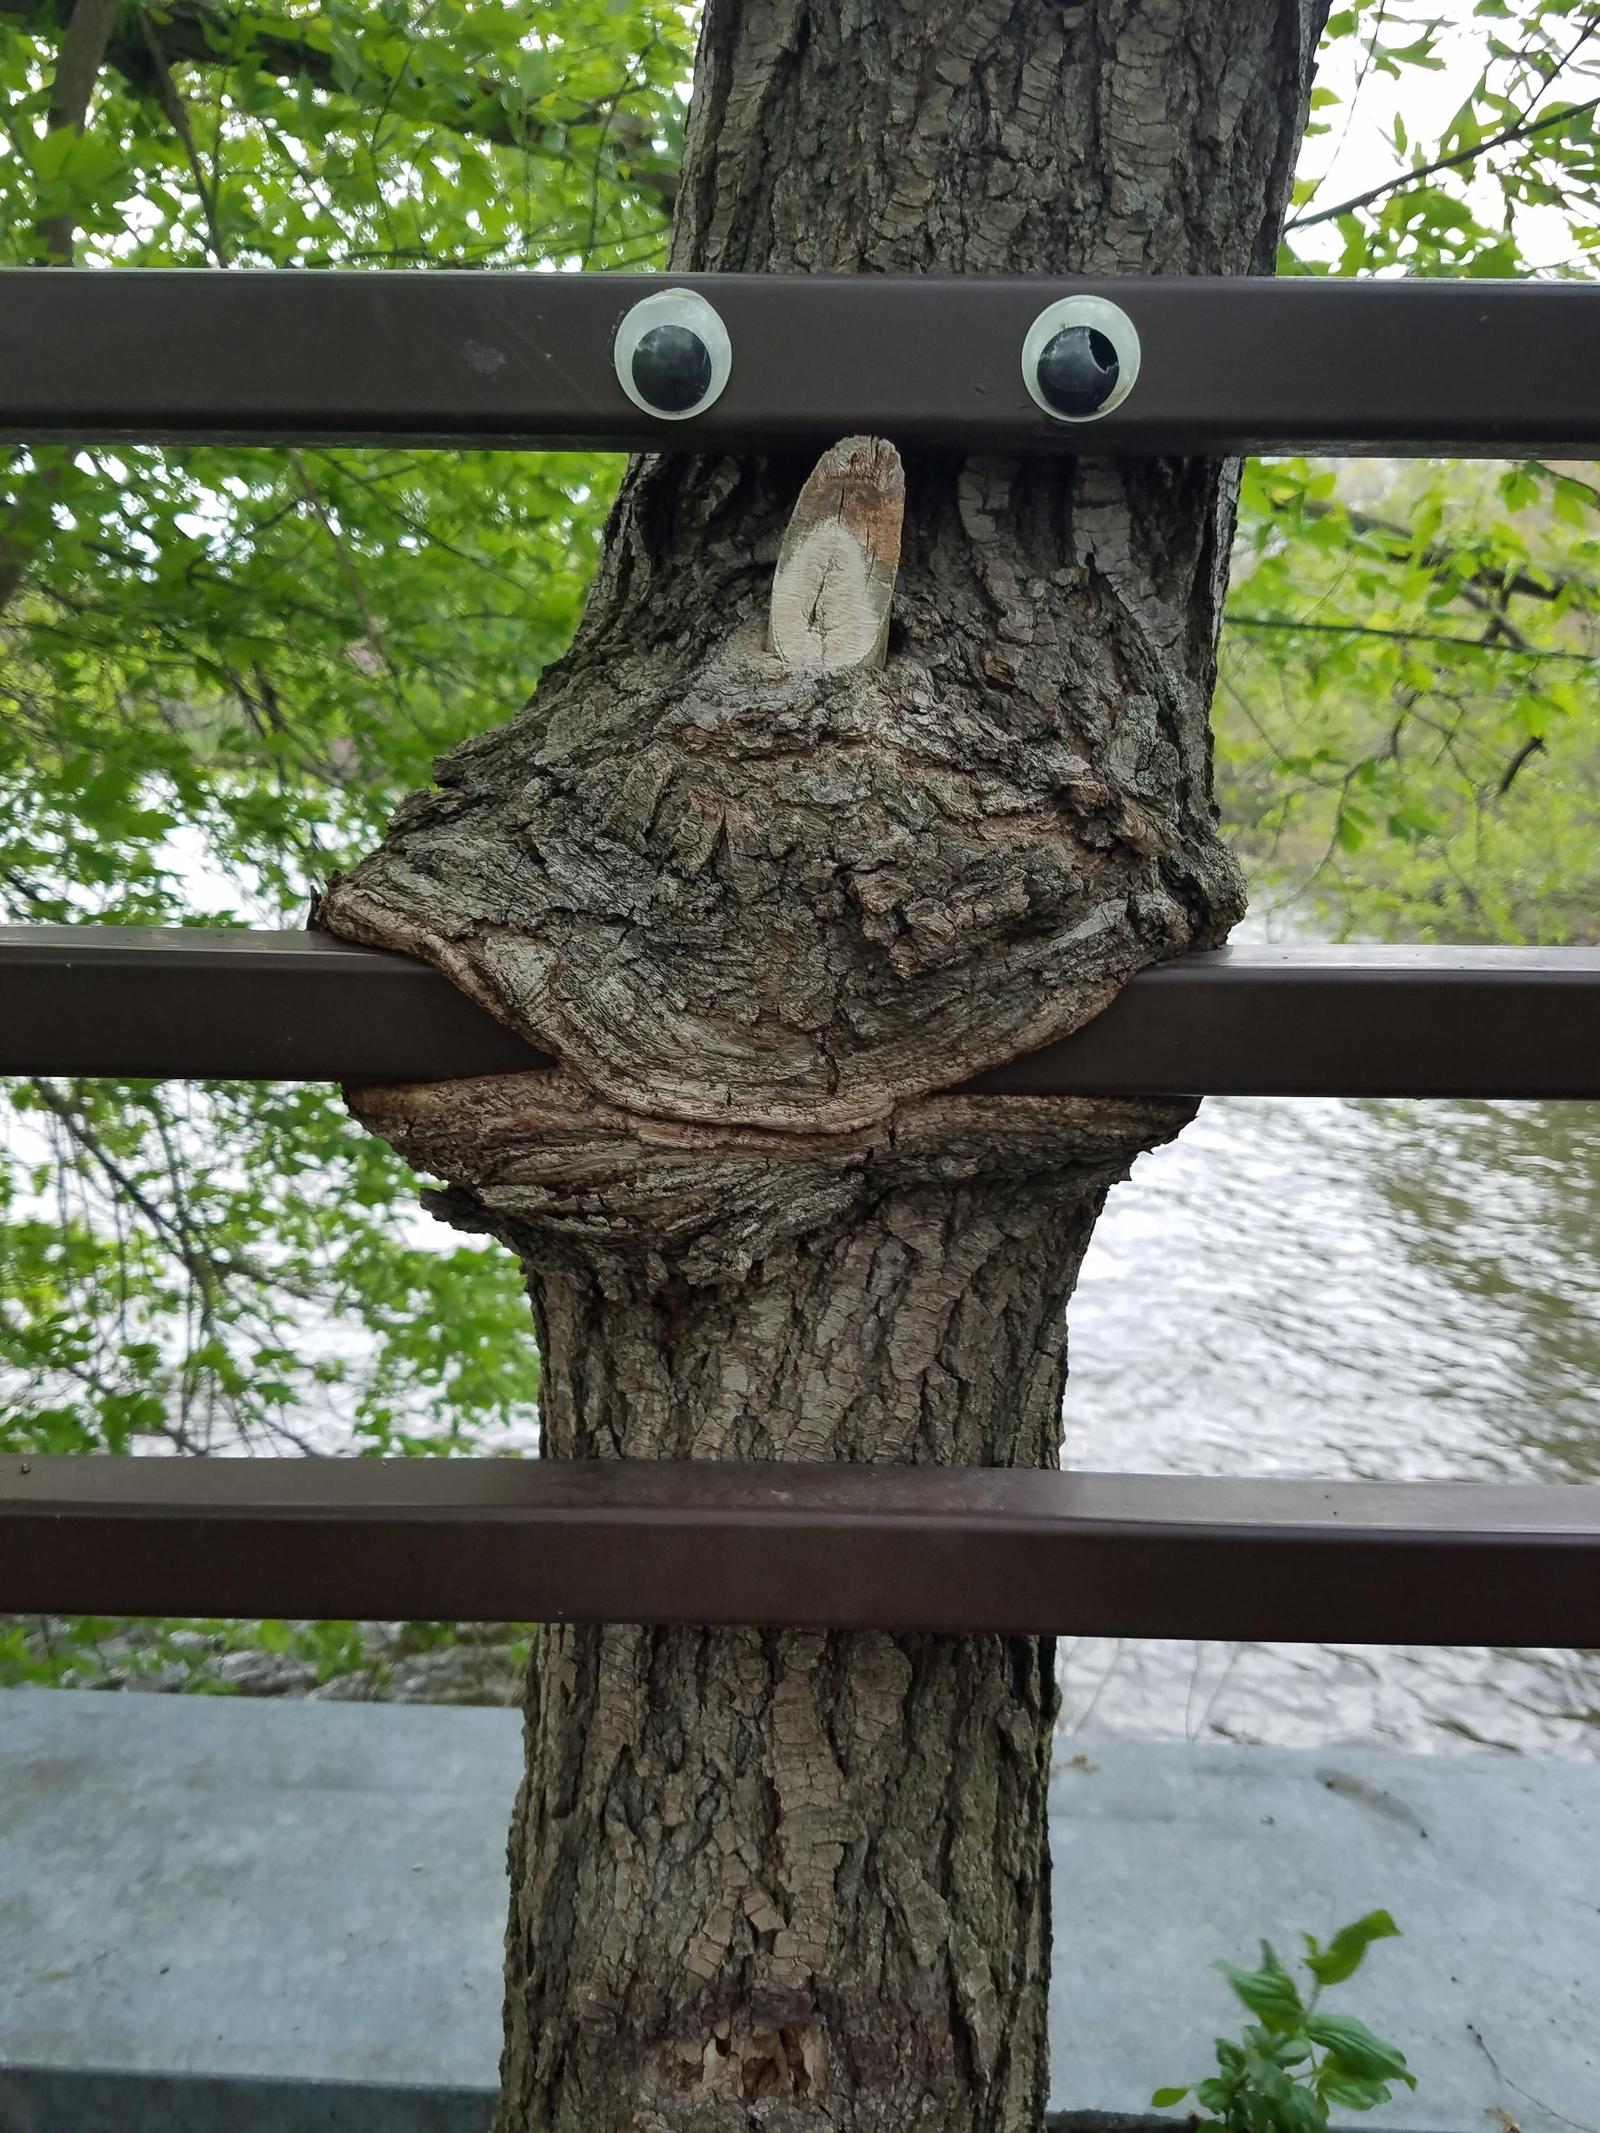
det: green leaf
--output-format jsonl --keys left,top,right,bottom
{"left": 1275, "top": 2084, "right": 1332, "bottom": 2133}
{"left": 1214, "top": 1944, "right": 1305, "bottom": 2032}
{"left": 1304, "top": 2015, "right": 1417, "bottom": 2088}
{"left": 1241, "top": 2048, "right": 1299, "bottom": 2104}
{"left": 1304, "top": 1910, "right": 1401, "bottom": 1986}
{"left": 1239, "top": 2087, "right": 1281, "bottom": 2133}
{"left": 1151, "top": 2087, "right": 1190, "bottom": 2109}
{"left": 1335, "top": 807, "right": 1369, "bottom": 853}
{"left": 1317, "top": 2066, "right": 1393, "bottom": 2111}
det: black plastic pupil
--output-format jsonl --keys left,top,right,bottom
{"left": 1036, "top": 325, "right": 1120, "bottom": 416}
{"left": 631, "top": 323, "right": 713, "bottom": 413}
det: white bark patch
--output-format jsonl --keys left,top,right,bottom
{"left": 771, "top": 520, "right": 882, "bottom": 669}
{"left": 770, "top": 434, "right": 903, "bottom": 671}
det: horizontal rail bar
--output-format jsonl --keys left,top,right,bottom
{"left": 0, "top": 924, "right": 554, "bottom": 1083}
{"left": 3, "top": 272, "right": 1598, "bottom": 456}
{"left": 4, "top": 1455, "right": 1599, "bottom": 1644}
{"left": 3, "top": 926, "right": 1599, "bottom": 1098}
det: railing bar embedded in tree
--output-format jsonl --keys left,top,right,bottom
{"left": 2, "top": 271, "right": 1599, "bottom": 456}
{"left": 4, "top": 925, "right": 1599, "bottom": 1098}
{"left": 5, "top": 1455, "right": 1599, "bottom": 1646}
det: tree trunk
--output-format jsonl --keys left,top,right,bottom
{"left": 321, "top": 3, "right": 1329, "bottom": 2127}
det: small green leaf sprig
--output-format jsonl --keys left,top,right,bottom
{"left": 1154, "top": 1911, "right": 1416, "bottom": 2130}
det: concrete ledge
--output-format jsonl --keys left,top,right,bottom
{"left": 2, "top": 1692, "right": 1595, "bottom": 2131}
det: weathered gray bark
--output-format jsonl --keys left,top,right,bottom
{"left": 321, "top": 3, "right": 1328, "bottom": 2127}
{"left": 359, "top": 1077, "right": 1193, "bottom": 2128}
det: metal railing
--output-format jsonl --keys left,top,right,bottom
{"left": 3, "top": 272, "right": 1599, "bottom": 456}
{"left": 5, "top": 924, "right": 1600, "bottom": 1098}
{"left": 3, "top": 271, "right": 1598, "bottom": 1650}
{"left": 7, "top": 1456, "right": 1600, "bottom": 1647}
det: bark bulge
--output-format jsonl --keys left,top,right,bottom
{"left": 321, "top": 0, "right": 1338, "bottom": 1125}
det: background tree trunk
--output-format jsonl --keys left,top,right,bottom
{"left": 323, "top": 2, "right": 1329, "bottom": 2126}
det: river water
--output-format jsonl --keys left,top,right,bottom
{"left": 1061, "top": 1091, "right": 1600, "bottom": 1758}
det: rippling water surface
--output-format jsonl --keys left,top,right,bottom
{"left": 1060, "top": 1095, "right": 1600, "bottom": 1758}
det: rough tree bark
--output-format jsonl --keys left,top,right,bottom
{"left": 320, "top": 3, "right": 1328, "bottom": 2127}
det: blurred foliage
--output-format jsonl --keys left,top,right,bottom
{"left": 1, "top": 0, "right": 693, "bottom": 1498}
{"left": 0, "top": 0, "right": 1596, "bottom": 1686}
{"left": 1219, "top": 454, "right": 1600, "bottom": 942}
{"left": 1225, "top": 0, "right": 1600, "bottom": 939}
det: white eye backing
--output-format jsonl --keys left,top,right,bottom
{"left": 613, "top": 289, "right": 732, "bottom": 422}
{"left": 1022, "top": 295, "right": 1141, "bottom": 424}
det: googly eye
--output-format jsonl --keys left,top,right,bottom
{"left": 613, "top": 289, "right": 732, "bottom": 422}
{"left": 1022, "top": 295, "right": 1141, "bottom": 423}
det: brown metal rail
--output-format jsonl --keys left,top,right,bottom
{"left": 5, "top": 1455, "right": 1599, "bottom": 1645}
{"left": 5, "top": 926, "right": 1600, "bottom": 1098}
{"left": 3, "top": 271, "right": 1599, "bottom": 457}
{"left": 4, "top": 931, "right": 1597, "bottom": 1647}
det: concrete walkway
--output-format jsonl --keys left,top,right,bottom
{"left": 1, "top": 1690, "right": 1594, "bottom": 2131}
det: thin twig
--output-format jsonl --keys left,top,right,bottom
{"left": 1287, "top": 90, "right": 1600, "bottom": 230}
{"left": 1229, "top": 615, "right": 1594, "bottom": 662}
{"left": 136, "top": 11, "right": 228, "bottom": 264}
{"left": 1495, "top": 733, "right": 1547, "bottom": 798}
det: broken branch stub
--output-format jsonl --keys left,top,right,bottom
{"left": 769, "top": 436, "right": 904, "bottom": 672}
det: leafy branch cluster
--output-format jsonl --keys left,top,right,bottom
{"left": 1285, "top": 0, "right": 1600, "bottom": 274}
{"left": 1, "top": 0, "right": 692, "bottom": 1682}
{"left": 1156, "top": 1911, "right": 1416, "bottom": 2132}
{"left": 1220, "top": 0, "right": 1600, "bottom": 939}
{"left": 1221, "top": 451, "right": 1599, "bottom": 940}
{"left": 1, "top": 0, "right": 690, "bottom": 1516}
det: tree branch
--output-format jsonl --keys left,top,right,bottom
{"left": 1495, "top": 732, "right": 1546, "bottom": 797}
{"left": 1286, "top": 90, "right": 1600, "bottom": 231}
{"left": 33, "top": 0, "right": 122, "bottom": 259}
{"left": 135, "top": 8, "right": 228, "bottom": 263}
{"left": 0, "top": 0, "right": 124, "bottom": 618}
{"left": 1298, "top": 498, "right": 1546, "bottom": 652}
{"left": 1299, "top": 497, "right": 1574, "bottom": 608}
{"left": 1229, "top": 614, "right": 1595, "bottom": 662}
{"left": 0, "top": 0, "right": 680, "bottom": 206}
